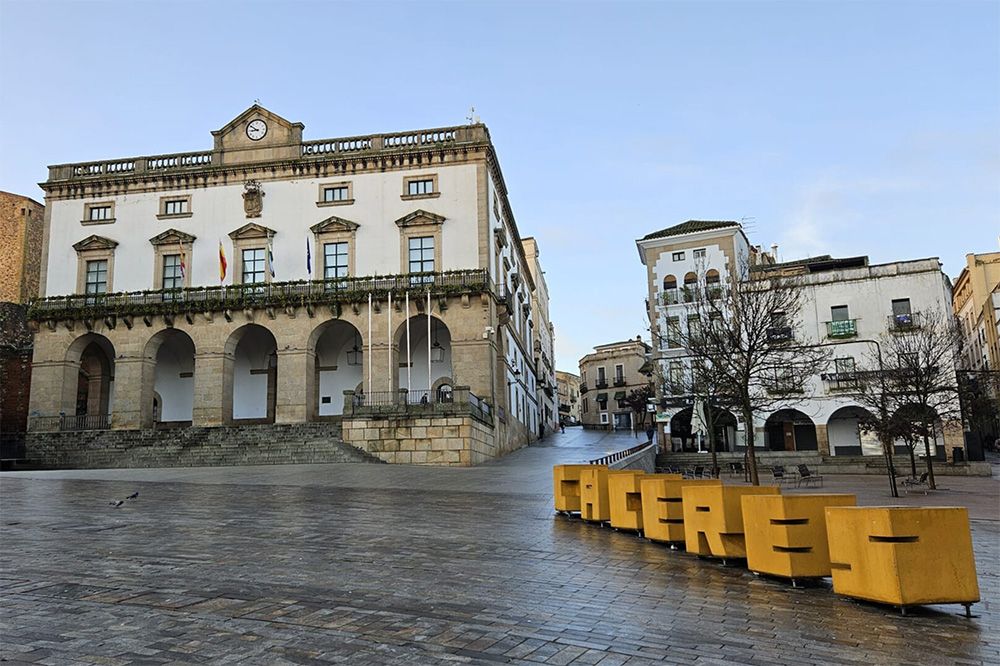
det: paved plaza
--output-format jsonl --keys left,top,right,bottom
{"left": 1, "top": 428, "right": 998, "bottom": 665}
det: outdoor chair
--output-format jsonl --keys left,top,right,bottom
{"left": 901, "top": 472, "right": 931, "bottom": 495}
{"left": 728, "top": 461, "right": 745, "bottom": 479}
{"left": 770, "top": 465, "right": 796, "bottom": 486}
{"left": 796, "top": 464, "right": 824, "bottom": 488}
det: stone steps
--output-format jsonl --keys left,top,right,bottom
{"left": 23, "top": 422, "right": 385, "bottom": 469}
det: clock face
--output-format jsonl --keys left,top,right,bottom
{"left": 246, "top": 119, "right": 268, "bottom": 141}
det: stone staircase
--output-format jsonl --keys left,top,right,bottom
{"left": 23, "top": 421, "right": 385, "bottom": 470}
{"left": 656, "top": 450, "right": 991, "bottom": 476}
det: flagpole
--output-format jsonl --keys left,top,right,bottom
{"left": 367, "top": 292, "right": 372, "bottom": 393}
{"left": 426, "top": 290, "right": 431, "bottom": 395}
{"left": 387, "top": 291, "right": 393, "bottom": 395}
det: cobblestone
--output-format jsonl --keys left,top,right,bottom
{"left": 1, "top": 429, "right": 997, "bottom": 664}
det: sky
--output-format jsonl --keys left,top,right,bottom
{"left": 1, "top": 0, "right": 998, "bottom": 372}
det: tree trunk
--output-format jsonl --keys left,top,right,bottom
{"left": 922, "top": 420, "right": 937, "bottom": 490}
{"left": 882, "top": 434, "right": 899, "bottom": 498}
{"left": 743, "top": 408, "right": 759, "bottom": 485}
{"left": 908, "top": 445, "right": 918, "bottom": 478}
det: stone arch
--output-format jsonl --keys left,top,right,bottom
{"left": 141, "top": 328, "right": 196, "bottom": 427}
{"left": 764, "top": 409, "right": 817, "bottom": 451}
{"left": 827, "top": 405, "right": 878, "bottom": 456}
{"left": 393, "top": 313, "right": 453, "bottom": 400}
{"left": 223, "top": 324, "right": 278, "bottom": 424}
{"left": 669, "top": 408, "right": 693, "bottom": 452}
{"left": 307, "top": 319, "right": 364, "bottom": 419}
{"left": 63, "top": 333, "right": 116, "bottom": 429}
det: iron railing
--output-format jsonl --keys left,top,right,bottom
{"left": 766, "top": 326, "right": 794, "bottom": 342}
{"left": 589, "top": 441, "right": 654, "bottom": 466}
{"left": 60, "top": 414, "right": 110, "bottom": 431}
{"left": 826, "top": 319, "right": 858, "bottom": 339}
{"left": 29, "top": 269, "right": 494, "bottom": 322}
{"left": 887, "top": 312, "right": 922, "bottom": 331}
{"left": 345, "top": 388, "right": 493, "bottom": 427}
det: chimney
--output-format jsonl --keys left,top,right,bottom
{"left": 771, "top": 244, "right": 779, "bottom": 262}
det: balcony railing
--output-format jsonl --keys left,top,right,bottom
{"left": 60, "top": 414, "right": 110, "bottom": 431}
{"left": 766, "top": 326, "right": 793, "bottom": 343}
{"left": 613, "top": 378, "right": 626, "bottom": 387}
{"left": 821, "top": 372, "right": 860, "bottom": 391}
{"left": 595, "top": 380, "right": 609, "bottom": 389}
{"left": 826, "top": 319, "right": 858, "bottom": 339}
{"left": 343, "top": 386, "right": 493, "bottom": 427}
{"left": 887, "top": 312, "right": 922, "bottom": 331}
{"left": 579, "top": 383, "right": 588, "bottom": 393}
{"left": 29, "top": 270, "right": 494, "bottom": 322}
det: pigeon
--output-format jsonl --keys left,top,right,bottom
{"left": 126, "top": 492, "right": 139, "bottom": 500}
{"left": 109, "top": 500, "right": 124, "bottom": 507}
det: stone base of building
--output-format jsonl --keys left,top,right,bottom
{"left": 342, "top": 415, "right": 504, "bottom": 466}
{"left": 21, "top": 422, "right": 383, "bottom": 470}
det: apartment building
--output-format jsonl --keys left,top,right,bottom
{"left": 578, "top": 337, "right": 651, "bottom": 430}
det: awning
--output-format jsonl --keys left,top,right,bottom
{"left": 614, "top": 391, "right": 626, "bottom": 400}
{"left": 596, "top": 393, "right": 608, "bottom": 402}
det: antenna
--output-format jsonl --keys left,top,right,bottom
{"left": 254, "top": 98, "right": 261, "bottom": 106}
{"left": 466, "top": 106, "right": 476, "bottom": 124}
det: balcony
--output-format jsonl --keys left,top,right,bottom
{"left": 613, "top": 378, "right": 626, "bottom": 387}
{"left": 887, "top": 312, "right": 922, "bottom": 331}
{"left": 60, "top": 414, "right": 110, "bottom": 431}
{"left": 661, "top": 290, "right": 679, "bottom": 306}
{"left": 766, "top": 326, "right": 793, "bottom": 343}
{"left": 29, "top": 270, "right": 494, "bottom": 323}
{"left": 342, "top": 386, "right": 493, "bottom": 427}
{"left": 826, "top": 319, "right": 858, "bottom": 339}
{"left": 579, "top": 383, "right": 588, "bottom": 394}
{"left": 595, "top": 380, "right": 609, "bottom": 389}
{"left": 821, "top": 372, "right": 860, "bottom": 391}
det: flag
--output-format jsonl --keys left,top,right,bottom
{"left": 267, "top": 234, "right": 276, "bottom": 278}
{"left": 177, "top": 241, "right": 187, "bottom": 280}
{"left": 306, "top": 237, "right": 312, "bottom": 275}
{"left": 218, "top": 240, "right": 227, "bottom": 282}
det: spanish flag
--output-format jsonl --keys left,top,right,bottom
{"left": 218, "top": 240, "right": 228, "bottom": 282}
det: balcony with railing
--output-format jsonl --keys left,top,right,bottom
{"left": 29, "top": 270, "right": 494, "bottom": 323}
{"left": 821, "top": 371, "right": 860, "bottom": 391}
{"left": 60, "top": 414, "right": 110, "bottom": 431}
{"left": 595, "top": 379, "right": 609, "bottom": 389}
{"left": 342, "top": 386, "right": 493, "bottom": 427}
{"left": 613, "top": 377, "right": 626, "bottom": 387}
{"left": 766, "top": 326, "right": 794, "bottom": 343}
{"left": 887, "top": 311, "right": 922, "bottom": 331}
{"left": 825, "top": 319, "right": 858, "bottom": 339}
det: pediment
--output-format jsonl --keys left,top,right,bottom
{"left": 311, "top": 215, "right": 359, "bottom": 234}
{"left": 149, "top": 228, "right": 197, "bottom": 246}
{"left": 228, "top": 222, "right": 275, "bottom": 240}
{"left": 395, "top": 209, "right": 446, "bottom": 228}
{"left": 73, "top": 235, "right": 118, "bottom": 252}
{"left": 212, "top": 104, "right": 303, "bottom": 137}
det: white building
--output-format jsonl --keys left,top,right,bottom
{"left": 27, "top": 105, "right": 544, "bottom": 466}
{"left": 637, "top": 221, "right": 962, "bottom": 459}
{"left": 521, "top": 237, "right": 559, "bottom": 436}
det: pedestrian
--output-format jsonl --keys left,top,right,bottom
{"left": 560, "top": 422, "right": 565, "bottom": 434}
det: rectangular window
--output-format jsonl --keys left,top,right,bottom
{"left": 408, "top": 236, "right": 435, "bottom": 282}
{"left": 323, "top": 186, "right": 349, "bottom": 203}
{"left": 89, "top": 205, "right": 112, "bottom": 221}
{"left": 162, "top": 254, "right": 183, "bottom": 290}
{"left": 323, "top": 242, "right": 349, "bottom": 280}
{"left": 614, "top": 364, "right": 624, "bottom": 383}
{"left": 672, "top": 251, "right": 685, "bottom": 262}
{"left": 892, "top": 299, "right": 912, "bottom": 316}
{"left": 831, "top": 305, "right": 850, "bottom": 321}
{"left": 667, "top": 317, "right": 681, "bottom": 348}
{"left": 597, "top": 367, "right": 606, "bottom": 384}
{"left": 834, "top": 357, "right": 856, "bottom": 375}
{"left": 599, "top": 412, "right": 609, "bottom": 425}
{"left": 693, "top": 248, "right": 706, "bottom": 259}
{"left": 407, "top": 179, "right": 435, "bottom": 196}
{"left": 669, "top": 362, "right": 683, "bottom": 392}
{"left": 688, "top": 315, "right": 701, "bottom": 339}
{"left": 242, "top": 248, "right": 266, "bottom": 284}
{"left": 163, "top": 199, "right": 188, "bottom": 216}
{"left": 85, "top": 260, "right": 108, "bottom": 295}
{"left": 583, "top": 398, "right": 588, "bottom": 414}
{"left": 771, "top": 311, "right": 788, "bottom": 328}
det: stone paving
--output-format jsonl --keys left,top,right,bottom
{"left": 1, "top": 428, "right": 997, "bottom": 665}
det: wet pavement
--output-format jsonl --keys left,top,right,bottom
{"left": 1, "top": 428, "right": 997, "bottom": 665}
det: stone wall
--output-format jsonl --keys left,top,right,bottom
{"left": 0, "top": 192, "right": 44, "bottom": 304}
{"left": 342, "top": 415, "right": 497, "bottom": 466}
{"left": 22, "top": 422, "right": 382, "bottom": 469}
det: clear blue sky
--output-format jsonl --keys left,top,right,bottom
{"left": 2, "top": 0, "right": 997, "bottom": 371}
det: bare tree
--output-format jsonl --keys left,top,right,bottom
{"left": 666, "top": 266, "right": 830, "bottom": 485}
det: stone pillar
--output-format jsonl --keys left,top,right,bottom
{"left": 451, "top": 339, "right": 493, "bottom": 398}
{"left": 275, "top": 347, "right": 309, "bottom": 424}
{"left": 111, "top": 357, "right": 151, "bottom": 429}
{"left": 815, "top": 424, "right": 830, "bottom": 456}
{"left": 192, "top": 350, "right": 226, "bottom": 426}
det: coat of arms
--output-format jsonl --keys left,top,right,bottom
{"left": 243, "top": 180, "right": 264, "bottom": 218}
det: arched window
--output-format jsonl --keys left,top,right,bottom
{"left": 683, "top": 272, "right": 698, "bottom": 302}
{"left": 705, "top": 269, "right": 720, "bottom": 285}
{"left": 662, "top": 275, "right": 678, "bottom": 305}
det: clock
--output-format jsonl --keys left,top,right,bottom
{"left": 246, "top": 119, "right": 268, "bottom": 141}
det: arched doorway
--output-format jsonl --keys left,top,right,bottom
{"left": 64, "top": 333, "right": 115, "bottom": 430}
{"left": 394, "top": 314, "right": 453, "bottom": 403}
{"left": 143, "top": 329, "right": 196, "bottom": 427}
{"left": 669, "top": 408, "right": 693, "bottom": 452}
{"left": 309, "top": 320, "right": 364, "bottom": 417}
{"left": 827, "top": 406, "right": 878, "bottom": 456}
{"left": 225, "top": 324, "right": 277, "bottom": 423}
{"left": 764, "top": 409, "right": 817, "bottom": 451}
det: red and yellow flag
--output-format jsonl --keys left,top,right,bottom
{"left": 218, "top": 240, "right": 228, "bottom": 282}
